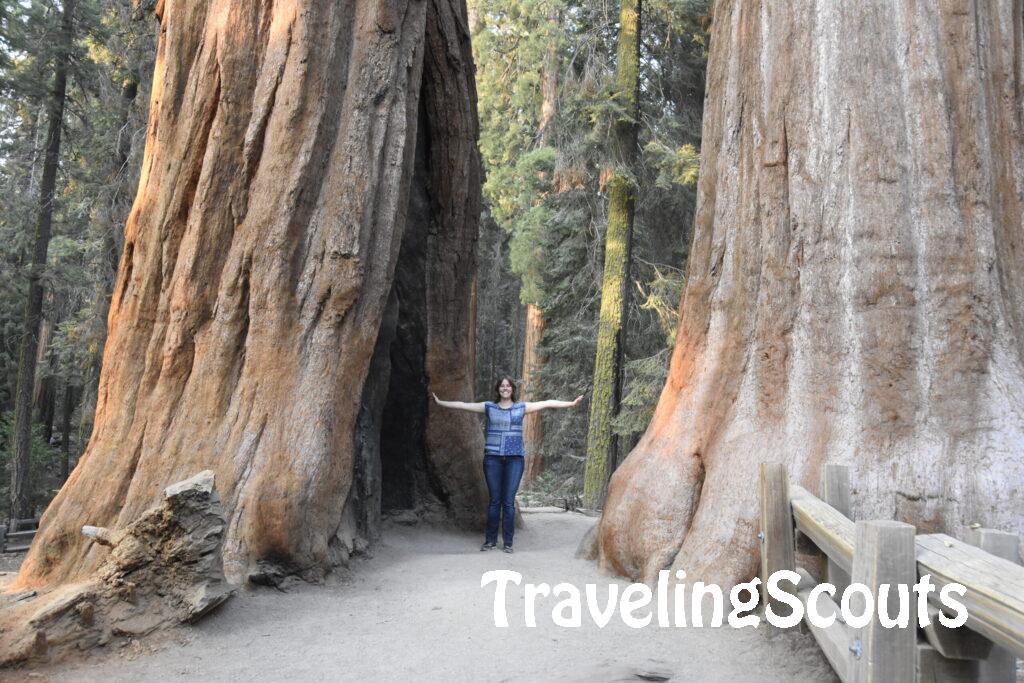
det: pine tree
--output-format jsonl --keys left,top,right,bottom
{"left": 10, "top": 0, "right": 77, "bottom": 521}
{"left": 582, "top": 0, "right": 641, "bottom": 509}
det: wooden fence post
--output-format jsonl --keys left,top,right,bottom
{"left": 823, "top": 464, "right": 852, "bottom": 595}
{"left": 759, "top": 463, "right": 796, "bottom": 615}
{"left": 964, "top": 527, "right": 1021, "bottom": 683}
{"left": 851, "top": 520, "right": 917, "bottom": 683}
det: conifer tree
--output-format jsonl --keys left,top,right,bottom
{"left": 582, "top": 0, "right": 641, "bottom": 509}
{"left": 10, "top": 0, "right": 77, "bottom": 521}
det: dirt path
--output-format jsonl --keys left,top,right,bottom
{"left": 23, "top": 511, "right": 833, "bottom": 682}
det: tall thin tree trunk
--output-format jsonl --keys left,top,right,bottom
{"left": 60, "top": 383, "right": 75, "bottom": 481}
{"left": 10, "top": 0, "right": 77, "bottom": 521}
{"left": 521, "top": 8, "right": 560, "bottom": 485}
{"left": 582, "top": 0, "right": 641, "bottom": 509}
{"left": 596, "top": 0, "right": 1024, "bottom": 585}
{"left": 17, "top": 0, "right": 483, "bottom": 590}
{"left": 31, "top": 298, "right": 54, "bottom": 407}
{"left": 521, "top": 303, "right": 546, "bottom": 483}
{"left": 34, "top": 302, "right": 58, "bottom": 444}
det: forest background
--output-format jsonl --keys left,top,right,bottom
{"left": 0, "top": 0, "right": 708, "bottom": 519}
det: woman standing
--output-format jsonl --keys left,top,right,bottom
{"left": 433, "top": 377, "right": 583, "bottom": 552}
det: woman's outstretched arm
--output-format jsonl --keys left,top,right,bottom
{"left": 524, "top": 395, "right": 585, "bottom": 414}
{"left": 432, "top": 393, "right": 487, "bottom": 413}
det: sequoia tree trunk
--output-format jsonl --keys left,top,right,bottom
{"left": 596, "top": 0, "right": 1024, "bottom": 585}
{"left": 521, "top": 304, "right": 546, "bottom": 483}
{"left": 17, "top": 0, "right": 484, "bottom": 589}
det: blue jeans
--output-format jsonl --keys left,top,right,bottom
{"left": 483, "top": 455, "right": 524, "bottom": 547}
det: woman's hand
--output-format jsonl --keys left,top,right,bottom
{"left": 430, "top": 392, "right": 486, "bottom": 413}
{"left": 524, "top": 394, "right": 586, "bottom": 414}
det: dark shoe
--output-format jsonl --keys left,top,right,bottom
{"left": 502, "top": 545, "right": 513, "bottom": 553}
{"left": 480, "top": 542, "right": 497, "bottom": 551}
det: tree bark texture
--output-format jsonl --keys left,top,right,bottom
{"left": 10, "top": 0, "right": 77, "bottom": 521}
{"left": 596, "top": 0, "right": 1024, "bottom": 585}
{"left": 521, "top": 303, "right": 545, "bottom": 483}
{"left": 583, "top": 0, "right": 641, "bottom": 509}
{"left": 60, "top": 383, "right": 75, "bottom": 482}
{"left": 17, "top": 0, "right": 483, "bottom": 589}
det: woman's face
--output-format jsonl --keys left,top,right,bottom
{"left": 498, "top": 379, "right": 513, "bottom": 400}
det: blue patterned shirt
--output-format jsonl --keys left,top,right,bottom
{"left": 484, "top": 401, "right": 526, "bottom": 456}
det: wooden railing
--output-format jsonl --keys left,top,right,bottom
{"left": 0, "top": 518, "right": 39, "bottom": 553}
{"left": 759, "top": 463, "right": 1024, "bottom": 682}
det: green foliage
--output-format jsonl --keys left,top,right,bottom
{"left": 474, "top": 0, "right": 710, "bottom": 495}
{"left": 0, "top": 0, "right": 153, "bottom": 388}
{"left": 646, "top": 141, "right": 701, "bottom": 189}
{"left": 0, "top": 412, "right": 62, "bottom": 515}
{"left": 611, "top": 264, "right": 684, "bottom": 437}
{"left": 471, "top": 0, "right": 566, "bottom": 307}
{"left": 505, "top": 147, "right": 556, "bottom": 304}
{"left": 611, "top": 349, "right": 669, "bottom": 436}
{"left": 0, "top": 0, "right": 155, "bottom": 515}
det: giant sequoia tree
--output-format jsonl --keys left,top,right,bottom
{"left": 16, "top": 0, "right": 486, "bottom": 588}
{"left": 596, "top": 0, "right": 1024, "bottom": 584}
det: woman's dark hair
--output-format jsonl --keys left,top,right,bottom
{"left": 493, "top": 376, "right": 518, "bottom": 403}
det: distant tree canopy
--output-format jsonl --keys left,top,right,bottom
{"left": 0, "top": 0, "right": 155, "bottom": 513}
{"left": 0, "top": 0, "right": 712, "bottom": 520}
{"left": 470, "top": 0, "right": 709, "bottom": 498}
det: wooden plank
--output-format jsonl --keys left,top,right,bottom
{"left": 760, "top": 463, "right": 796, "bottom": 613}
{"left": 9, "top": 518, "right": 39, "bottom": 532}
{"left": 917, "top": 643, "right": 980, "bottom": 682}
{"left": 922, "top": 604, "right": 993, "bottom": 660}
{"left": 795, "top": 529, "right": 821, "bottom": 556}
{"left": 917, "top": 533, "right": 1024, "bottom": 658}
{"left": 790, "top": 484, "right": 855, "bottom": 572}
{"left": 7, "top": 531, "right": 37, "bottom": 539}
{"left": 795, "top": 568, "right": 853, "bottom": 682}
{"left": 963, "top": 527, "right": 1021, "bottom": 683}
{"left": 852, "top": 520, "right": 917, "bottom": 683}
{"left": 963, "top": 528, "right": 1020, "bottom": 564}
{"left": 822, "top": 465, "right": 852, "bottom": 595}
{"left": 916, "top": 533, "right": 1024, "bottom": 659}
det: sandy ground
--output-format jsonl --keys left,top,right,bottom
{"left": 14, "top": 511, "right": 834, "bottom": 682}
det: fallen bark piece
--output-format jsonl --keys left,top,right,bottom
{"left": 0, "top": 471, "right": 234, "bottom": 667}
{"left": 163, "top": 470, "right": 215, "bottom": 499}
{"left": 80, "top": 526, "right": 118, "bottom": 547}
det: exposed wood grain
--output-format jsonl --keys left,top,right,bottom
{"left": 851, "top": 521, "right": 917, "bottom": 683}
{"left": 921, "top": 603, "right": 993, "bottom": 661}
{"left": 759, "top": 463, "right": 796, "bottom": 612}
{"left": 963, "top": 527, "right": 1022, "bottom": 682}
{"left": 823, "top": 465, "right": 852, "bottom": 595}
{"left": 791, "top": 484, "right": 855, "bottom": 572}
{"left": 796, "top": 567, "right": 853, "bottom": 682}
{"left": 916, "top": 643, "right": 980, "bottom": 682}
{"left": 916, "top": 534, "right": 1024, "bottom": 659}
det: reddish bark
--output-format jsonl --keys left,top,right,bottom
{"left": 596, "top": 0, "right": 1024, "bottom": 585}
{"left": 16, "top": 0, "right": 484, "bottom": 589}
